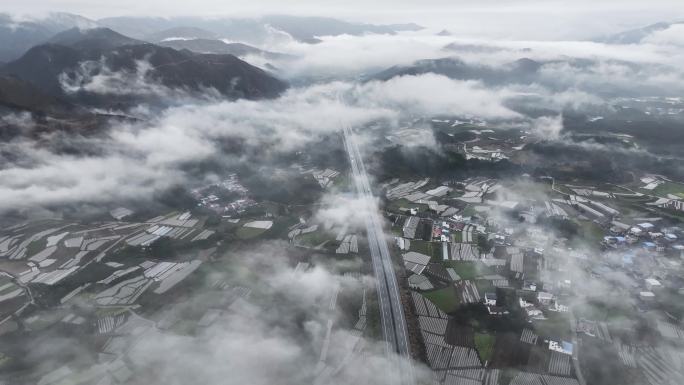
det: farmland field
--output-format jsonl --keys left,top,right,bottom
{"left": 475, "top": 332, "right": 496, "bottom": 363}
{"left": 423, "top": 286, "right": 460, "bottom": 313}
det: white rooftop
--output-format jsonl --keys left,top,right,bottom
{"left": 402, "top": 251, "right": 431, "bottom": 266}
{"left": 243, "top": 220, "right": 273, "bottom": 229}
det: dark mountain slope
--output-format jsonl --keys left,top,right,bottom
{"left": 1, "top": 42, "right": 288, "bottom": 102}
{"left": 372, "top": 57, "right": 508, "bottom": 83}
{"left": 102, "top": 44, "right": 288, "bottom": 99}
{"left": 49, "top": 27, "right": 142, "bottom": 50}
{"left": 1, "top": 44, "right": 83, "bottom": 94}
{"left": 372, "top": 56, "right": 542, "bottom": 86}
{"left": 0, "top": 75, "right": 74, "bottom": 114}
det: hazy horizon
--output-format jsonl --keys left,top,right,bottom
{"left": 3, "top": 0, "right": 684, "bottom": 40}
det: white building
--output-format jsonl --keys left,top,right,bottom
{"left": 537, "top": 292, "right": 554, "bottom": 306}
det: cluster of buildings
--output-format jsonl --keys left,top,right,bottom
{"left": 430, "top": 118, "right": 529, "bottom": 163}
{"left": 383, "top": 172, "right": 684, "bottom": 385}
{"left": 192, "top": 174, "right": 256, "bottom": 215}
{"left": 309, "top": 168, "right": 340, "bottom": 188}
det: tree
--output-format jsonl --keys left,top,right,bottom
{"left": 148, "top": 237, "right": 176, "bottom": 259}
{"left": 477, "top": 234, "right": 494, "bottom": 254}
{"left": 204, "top": 214, "right": 221, "bottom": 228}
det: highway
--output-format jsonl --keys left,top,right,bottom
{"left": 343, "top": 126, "right": 414, "bottom": 384}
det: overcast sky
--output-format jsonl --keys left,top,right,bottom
{"left": 4, "top": 0, "right": 679, "bottom": 15}
{"left": 4, "top": 0, "right": 683, "bottom": 34}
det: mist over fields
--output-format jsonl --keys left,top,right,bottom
{"left": 1, "top": 3, "right": 684, "bottom": 385}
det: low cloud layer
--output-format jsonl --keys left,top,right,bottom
{"left": 0, "top": 74, "right": 529, "bottom": 212}
{"left": 126, "top": 243, "right": 429, "bottom": 385}
{"left": 643, "top": 24, "right": 684, "bottom": 47}
{"left": 2, "top": 20, "right": 683, "bottom": 213}
{"left": 60, "top": 58, "right": 221, "bottom": 101}
{"left": 530, "top": 115, "right": 564, "bottom": 140}
{"left": 23, "top": 241, "right": 429, "bottom": 385}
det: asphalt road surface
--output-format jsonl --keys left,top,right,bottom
{"left": 343, "top": 126, "right": 415, "bottom": 384}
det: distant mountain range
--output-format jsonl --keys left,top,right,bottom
{"left": 49, "top": 27, "right": 143, "bottom": 50}
{"left": 600, "top": 21, "right": 683, "bottom": 44}
{"left": 371, "top": 57, "right": 542, "bottom": 85}
{"left": 145, "top": 26, "right": 219, "bottom": 42}
{"left": 0, "top": 12, "right": 422, "bottom": 63}
{"left": 371, "top": 53, "right": 677, "bottom": 100}
{"left": 157, "top": 39, "right": 290, "bottom": 60}
{"left": 98, "top": 15, "right": 423, "bottom": 45}
{"left": 0, "top": 12, "right": 98, "bottom": 61}
{"left": 0, "top": 27, "right": 288, "bottom": 113}
{"left": 258, "top": 15, "right": 423, "bottom": 43}
{"left": 0, "top": 11, "right": 426, "bottom": 114}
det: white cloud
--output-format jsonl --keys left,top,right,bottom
{"left": 530, "top": 115, "right": 564, "bottom": 140}
{"left": 355, "top": 74, "right": 520, "bottom": 119}
{"left": 118, "top": 243, "right": 431, "bottom": 385}
{"left": 0, "top": 73, "right": 531, "bottom": 212}
{"left": 274, "top": 32, "right": 453, "bottom": 78}
{"left": 0, "top": 143, "right": 186, "bottom": 209}
{"left": 315, "top": 193, "right": 374, "bottom": 230}
{"left": 60, "top": 58, "right": 223, "bottom": 101}
{"left": 0, "top": 111, "right": 34, "bottom": 127}
{"left": 642, "top": 24, "right": 684, "bottom": 47}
